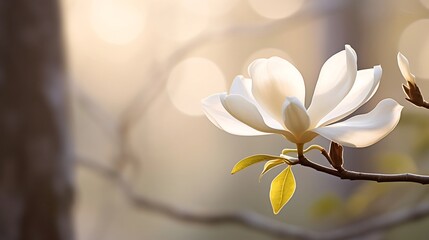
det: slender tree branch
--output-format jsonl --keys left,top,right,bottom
{"left": 76, "top": 156, "right": 429, "bottom": 240}
{"left": 298, "top": 154, "right": 429, "bottom": 184}
{"left": 320, "top": 203, "right": 429, "bottom": 240}
{"left": 72, "top": 83, "right": 118, "bottom": 138}
{"left": 76, "top": 157, "right": 318, "bottom": 240}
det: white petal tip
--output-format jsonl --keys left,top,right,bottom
{"left": 285, "top": 96, "right": 300, "bottom": 104}
{"left": 282, "top": 97, "right": 310, "bottom": 135}
{"left": 374, "top": 65, "right": 382, "bottom": 81}
{"left": 397, "top": 52, "right": 406, "bottom": 61}
{"left": 345, "top": 45, "right": 357, "bottom": 60}
{"left": 397, "top": 52, "right": 416, "bottom": 84}
{"left": 201, "top": 93, "right": 224, "bottom": 105}
{"left": 397, "top": 52, "right": 408, "bottom": 68}
{"left": 248, "top": 58, "right": 267, "bottom": 77}
{"left": 374, "top": 65, "right": 382, "bottom": 71}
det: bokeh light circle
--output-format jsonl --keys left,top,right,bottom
{"left": 167, "top": 58, "right": 226, "bottom": 116}
{"left": 248, "top": 0, "right": 304, "bottom": 19}
{"left": 399, "top": 19, "right": 429, "bottom": 79}
{"left": 90, "top": 0, "right": 145, "bottom": 45}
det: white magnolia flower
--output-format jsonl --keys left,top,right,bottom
{"left": 202, "top": 45, "right": 403, "bottom": 148}
{"left": 397, "top": 52, "right": 428, "bottom": 108}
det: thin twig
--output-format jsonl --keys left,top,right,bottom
{"left": 72, "top": 83, "right": 117, "bottom": 137}
{"left": 76, "top": 156, "right": 429, "bottom": 240}
{"left": 299, "top": 155, "right": 429, "bottom": 184}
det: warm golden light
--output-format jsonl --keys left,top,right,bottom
{"left": 167, "top": 58, "right": 226, "bottom": 116}
{"left": 248, "top": 0, "right": 304, "bottom": 19}
{"left": 399, "top": 19, "right": 429, "bottom": 79}
{"left": 180, "top": 0, "right": 238, "bottom": 17}
{"left": 90, "top": 0, "right": 145, "bottom": 45}
{"left": 420, "top": 0, "right": 429, "bottom": 9}
{"left": 154, "top": 9, "right": 208, "bottom": 42}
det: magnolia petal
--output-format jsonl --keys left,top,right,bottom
{"left": 313, "top": 99, "right": 403, "bottom": 148}
{"left": 230, "top": 75, "right": 253, "bottom": 98}
{"left": 307, "top": 45, "right": 358, "bottom": 127}
{"left": 282, "top": 97, "right": 310, "bottom": 135}
{"left": 222, "top": 94, "right": 286, "bottom": 134}
{"left": 249, "top": 57, "right": 305, "bottom": 123}
{"left": 230, "top": 75, "right": 284, "bottom": 130}
{"left": 202, "top": 93, "right": 270, "bottom": 136}
{"left": 397, "top": 52, "right": 416, "bottom": 84}
{"left": 317, "top": 66, "right": 382, "bottom": 127}
{"left": 267, "top": 57, "right": 306, "bottom": 104}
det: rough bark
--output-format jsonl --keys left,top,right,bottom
{"left": 0, "top": 0, "right": 74, "bottom": 240}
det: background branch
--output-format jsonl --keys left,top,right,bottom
{"left": 119, "top": 1, "right": 341, "bottom": 129}
{"left": 71, "top": 2, "right": 429, "bottom": 239}
{"left": 75, "top": 1, "right": 342, "bottom": 179}
{"left": 76, "top": 156, "right": 429, "bottom": 240}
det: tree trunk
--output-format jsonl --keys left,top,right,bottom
{"left": 0, "top": 0, "right": 74, "bottom": 240}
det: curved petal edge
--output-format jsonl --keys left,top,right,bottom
{"left": 222, "top": 94, "right": 283, "bottom": 134}
{"left": 397, "top": 52, "right": 416, "bottom": 84}
{"left": 313, "top": 99, "right": 403, "bottom": 147}
{"left": 308, "top": 45, "right": 358, "bottom": 127}
{"left": 249, "top": 57, "right": 305, "bottom": 123}
{"left": 201, "top": 93, "right": 270, "bottom": 136}
{"left": 317, "top": 65, "right": 382, "bottom": 127}
{"left": 282, "top": 97, "right": 310, "bottom": 135}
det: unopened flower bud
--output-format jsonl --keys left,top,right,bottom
{"left": 329, "top": 141, "right": 343, "bottom": 171}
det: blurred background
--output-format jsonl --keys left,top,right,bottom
{"left": 66, "top": 0, "right": 429, "bottom": 239}
{"left": 3, "top": 0, "right": 429, "bottom": 239}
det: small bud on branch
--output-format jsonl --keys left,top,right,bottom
{"left": 329, "top": 142, "right": 344, "bottom": 171}
{"left": 402, "top": 82, "right": 429, "bottom": 109}
{"left": 397, "top": 52, "right": 429, "bottom": 109}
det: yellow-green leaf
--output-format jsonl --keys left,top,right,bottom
{"left": 259, "top": 159, "right": 286, "bottom": 181}
{"left": 231, "top": 154, "right": 280, "bottom": 174}
{"left": 270, "top": 166, "right": 296, "bottom": 214}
